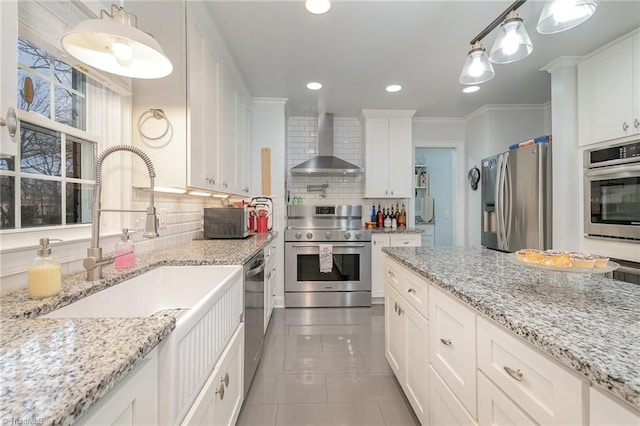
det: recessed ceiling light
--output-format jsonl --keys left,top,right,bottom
{"left": 386, "top": 84, "right": 402, "bottom": 93}
{"left": 305, "top": 0, "right": 331, "bottom": 15}
{"left": 463, "top": 85, "right": 480, "bottom": 94}
{"left": 307, "top": 82, "right": 322, "bottom": 90}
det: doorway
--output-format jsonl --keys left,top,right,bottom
{"left": 414, "top": 148, "right": 456, "bottom": 246}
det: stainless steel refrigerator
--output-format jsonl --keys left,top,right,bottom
{"left": 481, "top": 143, "right": 552, "bottom": 252}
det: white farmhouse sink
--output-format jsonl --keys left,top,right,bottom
{"left": 44, "top": 265, "right": 245, "bottom": 424}
{"left": 44, "top": 265, "right": 241, "bottom": 319}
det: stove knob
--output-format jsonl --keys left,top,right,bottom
{"left": 295, "top": 232, "right": 302, "bottom": 240}
{"left": 355, "top": 232, "right": 361, "bottom": 240}
{"left": 306, "top": 232, "right": 313, "bottom": 240}
{"left": 325, "top": 232, "right": 332, "bottom": 240}
{"left": 344, "top": 232, "right": 351, "bottom": 240}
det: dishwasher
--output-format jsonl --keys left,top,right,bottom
{"left": 243, "top": 250, "right": 265, "bottom": 396}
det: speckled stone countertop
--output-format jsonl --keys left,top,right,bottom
{"left": 0, "top": 232, "right": 276, "bottom": 424}
{"left": 383, "top": 246, "right": 640, "bottom": 410}
{"left": 371, "top": 227, "right": 423, "bottom": 234}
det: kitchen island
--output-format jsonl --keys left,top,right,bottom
{"left": 383, "top": 246, "right": 640, "bottom": 419}
{"left": 0, "top": 233, "right": 276, "bottom": 425}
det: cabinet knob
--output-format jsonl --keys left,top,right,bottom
{"left": 0, "top": 106, "right": 19, "bottom": 139}
{"left": 224, "top": 372, "right": 230, "bottom": 387}
{"left": 223, "top": 182, "right": 228, "bottom": 188}
{"left": 623, "top": 122, "right": 629, "bottom": 131}
{"left": 391, "top": 190, "right": 394, "bottom": 195}
{"left": 385, "top": 190, "right": 388, "bottom": 195}
{"left": 440, "top": 338, "right": 452, "bottom": 346}
{"left": 216, "top": 383, "right": 225, "bottom": 400}
{"left": 503, "top": 366, "right": 523, "bottom": 382}
{"left": 635, "top": 118, "right": 639, "bottom": 129}
{"left": 407, "top": 288, "right": 416, "bottom": 294}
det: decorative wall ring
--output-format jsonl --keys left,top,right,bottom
{"left": 137, "top": 108, "right": 172, "bottom": 143}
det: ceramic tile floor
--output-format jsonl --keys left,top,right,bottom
{"left": 236, "top": 306, "right": 420, "bottom": 426}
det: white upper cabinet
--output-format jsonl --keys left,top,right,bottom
{"left": 129, "top": 1, "right": 250, "bottom": 195}
{"left": 578, "top": 30, "right": 640, "bottom": 146}
{"left": 360, "top": 109, "right": 415, "bottom": 198}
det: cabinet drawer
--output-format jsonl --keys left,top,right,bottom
{"left": 385, "top": 258, "right": 403, "bottom": 291}
{"left": 429, "top": 285, "right": 477, "bottom": 418}
{"left": 390, "top": 234, "right": 421, "bottom": 246}
{"left": 478, "top": 371, "right": 536, "bottom": 426}
{"left": 429, "top": 365, "right": 477, "bottom": 426}
{"left": 402, "top": 267, "right": 428, "bottom": 319}
{"left": 477, "top": 317, "right": 586, "bottom": 425}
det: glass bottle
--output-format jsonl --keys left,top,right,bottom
{"left": 28, "top": 238, "right": 61, "bottom": 299}
{"left": 115, "top": 229, "right": 135, "bottom": 269}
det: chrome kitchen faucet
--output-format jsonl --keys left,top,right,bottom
{"left": 83, "top": 145, "right": 159, "bottom": 280}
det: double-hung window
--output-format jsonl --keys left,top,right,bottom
{"left": 0, "top": 36, "right": 97, "bottom": 230}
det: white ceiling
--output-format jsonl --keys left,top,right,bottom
{"left": 204, "top": 0, "right": 640, "bottom": 118}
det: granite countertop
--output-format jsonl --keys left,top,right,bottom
{"left": 383, "top": 246, "right": 640, "bottom": 410}
{"left": 0, "top": 232, "right": 276, "bottom": 424}
{"left": 371, "top": 227, "right": 423, "bottom": 234}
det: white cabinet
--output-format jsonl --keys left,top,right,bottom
{"left": 264, "top": 239, "right": 277, "bottom": 333}
{"left": 429, "top": 284, "right": 477, "bottom": 419}
{"left": 237, "top": 97, "right": 252, "bottom": 195}
{"left": 590, "top": 388, "right": 640, "bottom": 426}
{"left": 429, "top": 365, "right": 477, "bottom": 426}
{"left": 578, "top": 31, "right": 640, "bottom": 145}
{"left": 181, "top": 324, "right": 244, "bottom": 426}
{"left": 130, "top": 1, "right": 250, "bottom": 195}
{"left": 360, "top": 110, "right": 416, "bottom": 198}
{"left": 384, "top": 259, "right": 429, "bottom": 425}
{"left": 477, "top": 317, "right": 586, "bottom": 425}
{"left": 478, "top": 371, "right": 535, "bottom": 426}
{"left": 0, "top": 0, "right": 18, "bottom": 157}
{"left": 76, "top": 349, "right": 159, "bottom": 426}
{"left": 372, "top": 234, "right": 421, "bottom": 299}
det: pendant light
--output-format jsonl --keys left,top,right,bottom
{"left": 537, "top": 0, "right": 598, "bottom": 34}
{"left": 490, "top": 11, "right": 533, "bottom": 64}
{"left": 459, "top": 42, "right": 495, "bottom": 85}
{"left": 305, "top": 0, "right": 331, "bottom": 15}
{"left": 61, "top": 4, "right": 173, "bottom": 79}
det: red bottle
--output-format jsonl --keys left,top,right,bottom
{"left": 376, "top": 205, "right": 383, "bottom": 228}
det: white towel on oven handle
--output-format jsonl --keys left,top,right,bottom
{"left": 319, "top": 244, "right": 333, "bottom": 273}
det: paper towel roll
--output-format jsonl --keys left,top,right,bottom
{"left": 422, "top": 197, "right": 434, "bottom": 222}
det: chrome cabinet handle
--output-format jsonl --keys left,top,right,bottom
{"left": 503, "top": 366, "right": 523, "bottom": 382}
{"left": 397, "top": 306, "right": 403, "bottom": 315}
{"left": 387, "top": 270, "right": 395, "bottom": 278}
{"left": 623, "top": 122, "right": 629, "bottom": 131}
{"left": 394, "top": 302, "right": 398, "bottom": 313}
{"left": 385, "top": 190, "right": 388, "bottom": 195}
{"left": 635, "top": 118, "right": 639, "bottom": 129}
{"left": 407, "top": 288, "right": 416, "bottom": 294}
{"left": 440, "top": 338, "right": 452, "bottom": 346}
{"left": 216, "top": 383, "right": 225, "bottom": 400}
{"left": 0, "top": 107, "right": 19, "bottom": 139}
{"left": 391, "top": 190, "right": 394, "bottom": 195}
{"left": 403, "top": 241, "right": 409, "bottom": 244}
{"left": 224, "top": 373, "right": 230, "bottom": 387}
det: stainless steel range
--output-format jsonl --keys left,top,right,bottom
{"left": 285, "top": 205, "right": 371, "bottom": 307}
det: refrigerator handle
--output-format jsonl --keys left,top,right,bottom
{"left": 505, "top": 155, "right": 513, "bottom": 249}
{"left": 496, "top": 154, "right": 505, "bottom": 250}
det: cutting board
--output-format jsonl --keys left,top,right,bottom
{"left": 261, "top": 148, "right": 271, "bottom": 196}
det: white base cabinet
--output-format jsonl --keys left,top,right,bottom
{"left": 478, "top": 371, "right": 535, "bottom": 426}
{"left": 429, "top": 365, "right": 476, "bottom": 426}
{"left": 264, "top": 240, "right": 277, "bottom": 333}
{"left": 384, "top": 259, "right": 429, "bottom": 425}
{"left": 181, "top": 323, "right": 244, "bottom": 426}
{"left": 590, "top": 388, "right": 640, "bottom": 425}
{"left": 372, "top": 234, "right": 421, "bottom": 299}
{"left": 76, "top": 349, "right": 159, "bottom": 426}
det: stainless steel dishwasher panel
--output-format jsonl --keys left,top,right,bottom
{"left": 243, "top": 251, "right": 265, "bottom": 396}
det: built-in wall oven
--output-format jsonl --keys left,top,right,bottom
{"left": 584, "top": 140, "right": 640, "bottom": 241}
{"left": 284, "top": 205, "right": 372, "bottom": 307}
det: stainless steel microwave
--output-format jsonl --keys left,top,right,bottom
{"left": 584, "top": 141, "right": 640, "bottom": 241}
{"left": 204, "top": 207, "right": 250, "bottom": 239}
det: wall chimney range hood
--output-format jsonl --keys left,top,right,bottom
{"left": 290, "top": 113, "right": 363, "bottom": 176}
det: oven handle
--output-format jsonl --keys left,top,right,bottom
{"left": 585, "top": 164, "right": 640, "bottom": 177}
{"left": 289, "top": 243, "right": 367, "bottom": 248}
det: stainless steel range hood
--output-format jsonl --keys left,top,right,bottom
{"left": 290, "top": 113, "right": 364, "bottom": 176}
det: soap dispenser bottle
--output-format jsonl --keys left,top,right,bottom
{"left": 115, "top": 229, "right": 135, "bottom": 269}
{"left": 28, "top": 238, "right": 62, "bottom": 299}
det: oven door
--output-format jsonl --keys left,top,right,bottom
{"left": 285, "top": 242, "right": 372, "bottom": 292}
{"left": 584, "top": 164, "right": 640, "bottom": 240}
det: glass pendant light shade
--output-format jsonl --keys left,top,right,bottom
{"left": 536, "top": 0, "right": 598, "bottom": 34}
{"left": 459, "top": 42, "right": 495, "bottom": 85}
{"left": 305, "top": 0, "right": 331, "bottom": 15}
{"left": 489, "top": 11, "right": 533, "bottom": 64}
{"left": 61, "top": 5, "right": 173, "bottom": 79}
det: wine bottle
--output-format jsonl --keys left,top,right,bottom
{"left": 371, "top": 205, "right": 376, "bottom": 224}
{"left": 377, "top": 205, "right": 383, "bottom": 228}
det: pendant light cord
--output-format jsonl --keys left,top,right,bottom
{"left": 470, "top": 0, "right": 527, "bottom": 45}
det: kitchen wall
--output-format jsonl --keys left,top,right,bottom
{"left": 0, "top": 192, "right": 214, "bottom": 294}
{"left": 286, "top": 115, "right": 408, "bottom": 215}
